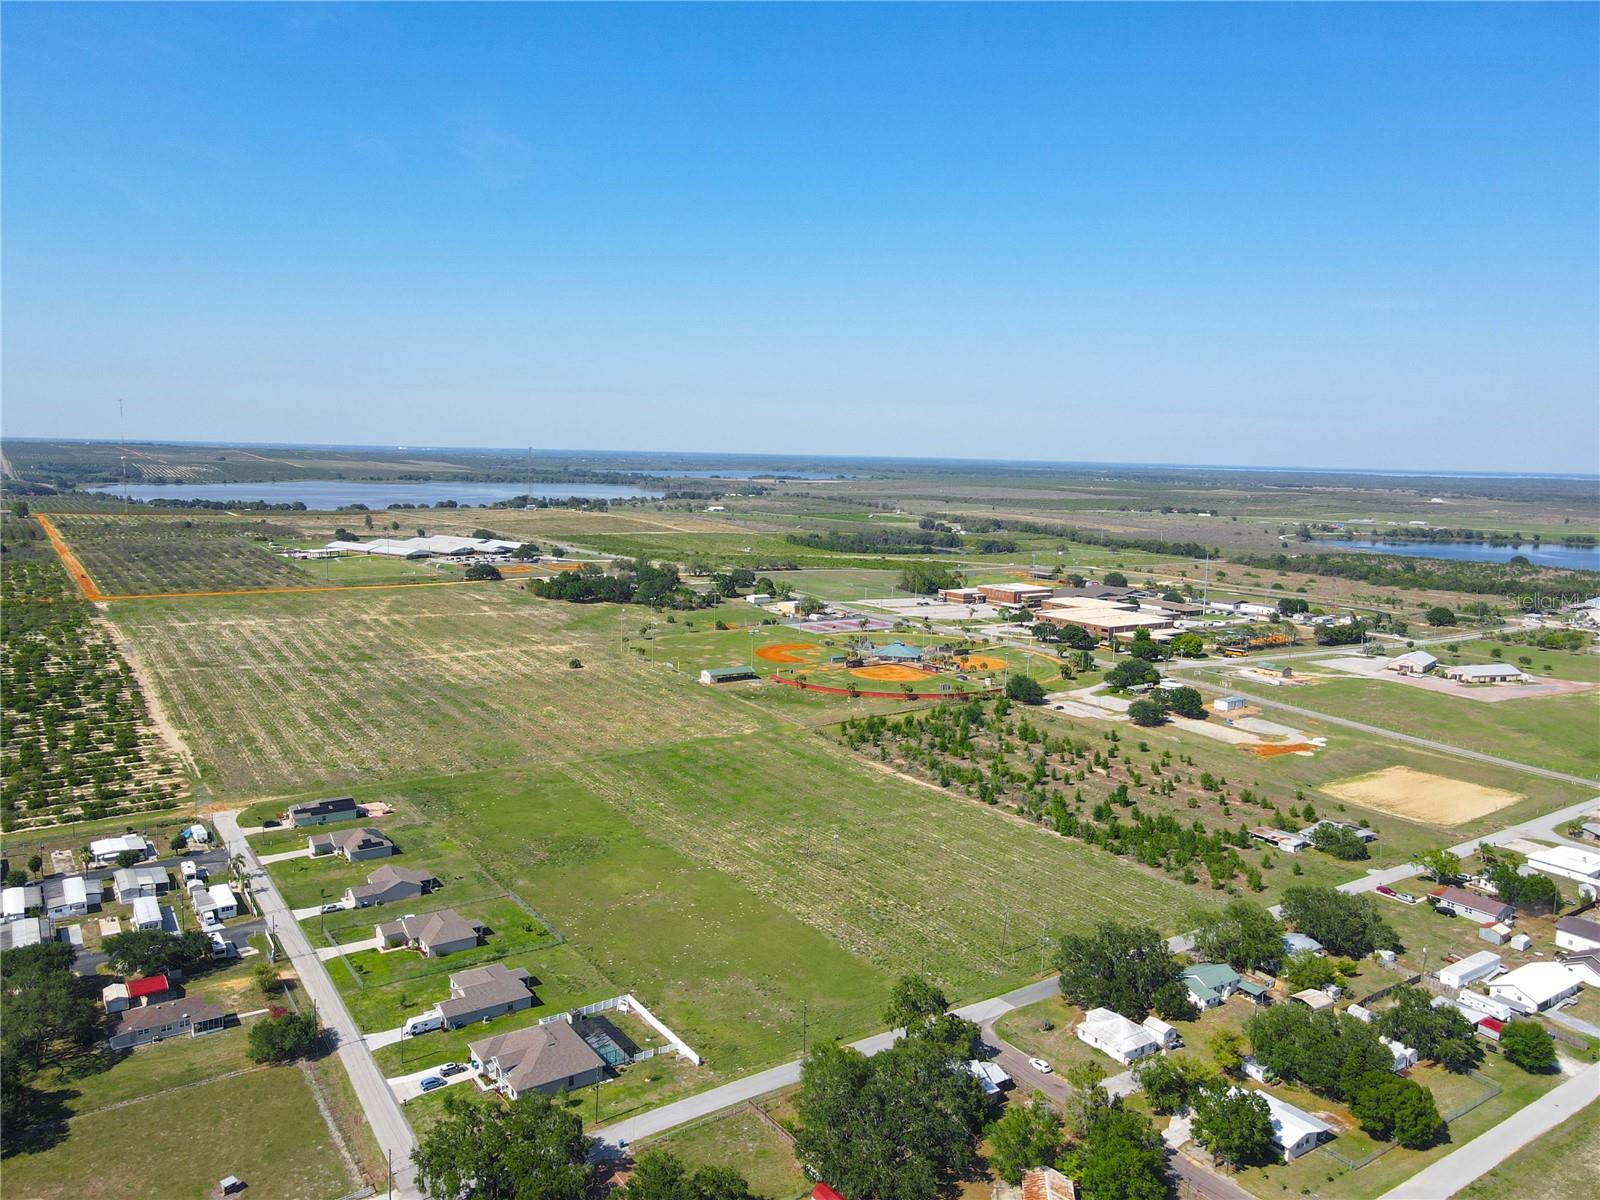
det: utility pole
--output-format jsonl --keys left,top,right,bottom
{"left": 119, "top": 398, "right": 129, "bottom": 514}
{"left": 801, "top": 999, "right": 809, "bottom": 1058}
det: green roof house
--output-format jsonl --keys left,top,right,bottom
{"left": 1181, "top": 962, "right": 1242, "bottom": 1009}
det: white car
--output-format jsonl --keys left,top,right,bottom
{"left": 1028, "top": 1057, "right": 1052, "bottom": 1074}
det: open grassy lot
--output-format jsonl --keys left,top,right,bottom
{"left": 993, "top": 995, "right": 1105, "bottom": 1074}
{"left": 1456, "top": 1095, "right": 1600, "bottom": 1200}
{"left": 1, "top": 1063, "right": 354, "bottom": 1200}
{"left": 1231, "top": 1052, "right": 1567, "bottom": 1200}
{"left": 636, "top": 1105, "right": 812, "bottom": 1198}
{"left": 1205, "top": 650, "right": 1600, "bottom": 779}
{"left": 109, "top": 586, "right": 762, "bottom": 796}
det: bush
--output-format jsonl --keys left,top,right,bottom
{"left": 1500, "top": 1020, "right": 1558, "bottom": 1072}
{"left": 1350, "top": 1070, "right": 1443, "bottom": 1147}
{"left": 1425, "top": 606, "right": 1457, "bottom": 626}
{"left": 247, "top": 1010, "right": 322, "bottom": 1063}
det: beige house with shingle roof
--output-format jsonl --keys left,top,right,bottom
{"left": 469, "top": 1017, "right": 606, "bottom": 1098}
{"left": 374, "top": 908, "right": 484, "bottom": 957}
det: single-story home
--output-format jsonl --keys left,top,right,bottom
{"left": 308, "top": 827, "right": 395, "bottom": 863}
{"left": 112, "top": 866, "right": 170, "bottom": 903}
{"left": 1182, "top": 962, "right": 1242, "bottom": 1009}
{"left": 1562, "top": 951, "right": 1600, "bottom": 989}
{"left": 1282, "top": 932, "right": 1325, "bottom": 957}
{"left": 1442, "top": 663, "right": 1530, "bottom": 685}
{"left": 1251, "top": 828, "right": 1310, "bottom": 854}
{"left": 1438, "top": 950, "right": 1503, "bottom": 991}
{"left": 375, "top": 908, "right": 485, "bottom": 957}
{"left": 1299, "top": 820, "right": 1377, "bottom": 844}
{"left": 1430, "top": 886, "right": 1514, "bottom": 925}
{"left": 1075, "top": 1007, "right": 1161, "bottom": 1065}
{"left": 286, "top": 795, "right": 360, "bottom": 827}
{"left": 193, "top": 883, "right": 237, "bottom": 922}
{"left": 469, "top": 1017, "right": 608, "bottom": 1098}
{"left": 130, "top": 895, "right": 165, "bottom": 931}
{"left": 1526, "top": 845, "right": 1600, "bottom": 886}
{"left": 437, "top": 963, "right": 535, "bottom": 1028}
{"left": 1387, "top": 651, "right": 1438, "bottom": 676}
{"left": 1486, "top": 962, "right": 1584, "bottom": 1014}
{"left": 344, "top": 865, "right": 440, "bottom": 909}
{"left": 2, "top": 884, "right": 42, "bottom": 921}
{"left": 108, "top": 996, "right": 226, "bottom": 1050}
{"left": 1556, "top": 915, "right": 1600, "bottom": 955}
{"left": 42, "top": 875, "right": 96, "bottom": 919}
{"left": 89, "top": 833, "right": 153, "bottom": 866}
{"left": 1256, "top": 1089, "right": 1332, "bottom": 1160}
{"left": 0, "top": 917, "right": 53, "bottom": 950}
{"left": 966, "top": 1059, "right": 1012, "bottom": 1100}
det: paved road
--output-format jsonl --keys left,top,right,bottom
{"left": 1380, "top": 1060, "right": 1600, "bottom": 1199}
{"left": 592, "top": 975, "right": 1061, "bottom": 1151}
{"left": 1544, "top": 1007, "right": 1600, "bottom": 1040}
{"left": 1172, "top": 672, "right": 1598, "bottom": 788}
{"left": 215, "top": 810, "right": 422, "bottom": 1200}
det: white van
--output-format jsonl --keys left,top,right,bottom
{"left": 403, "top": 1011, "right": 444, "bottom": 1037}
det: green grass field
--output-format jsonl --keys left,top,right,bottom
{"left": 1456, "top": 1096, "right": 1600, "bottom": 1200}
{"left": 636, "top": 1105, "right": 812, "bottom": 1198}
{"left": 1, "top": 1063, "right": 355, "bottom": 1200}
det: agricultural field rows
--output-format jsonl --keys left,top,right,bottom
{"left": 51, "top": 513, "right": 314, "bottom": 594}
{"left": 0, "top": 555, "right": 188, "bottom": 829}
{"left": 110, "top": 586, "right": 763, "bottom": 796}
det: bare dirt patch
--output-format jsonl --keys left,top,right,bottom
{"left": 756, "top": 642, "right": 819, "bottom": 664}
{"left": 1322, "top": 765, "right": 1523, "bottom": 826}
{"left": 850, "top": 664, "right": 929, "bottom": 682}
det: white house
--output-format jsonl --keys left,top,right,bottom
{"left": 1387, "top": 651, "right": 1438, "bottom": 676}
{"left": 1556, "top": 915, "right": 1600, "bottom": 955}
{"left": 966, "top": 1059, "right": 1012, "bottom": 1099}
{"left": 1255, "top": 1089, "right": 1332, "bottom": 1160}
{"left": 89, "top": 833, "right": 153, "bottom": 865}
{"left": 1438, "top": 950, "right": 1503, "bottom": 991}
{"left": 1075, "top": 1007, "right": 1161, "bottom": 1066}
{"left": 194, "top": 883, "right": 237, "bottom": 922}
{"left": 1142, "top": 1016, "right": 1181, "bottom": 1050}
{"left": 130, "top": 895, "right": 165, "bottom": 931}
{"left": 1486, "top": 963, "right": 1583, "bottom": 1014}
{"left": 2, "top": 885, "right": 42, "bottom": 922}
{"left": 1442, "top": 663, "right": 1530, "bottom": 685}
{"left": 42, "top": 876, "right": 93, "bottom": 919}
{"left": 1526, "top": 845, "right": 1600, "bottom": 886}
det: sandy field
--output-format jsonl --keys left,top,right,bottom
{"left": 1322, "top": 765, "right": 1524, "bottom": 826}
{"left": 850, "top": 664, "right": 929, "bottom": 682}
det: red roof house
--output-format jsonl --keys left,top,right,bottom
{"left": 127, "top": 974, "right": 171, "bottom": 1003}
{"left": 812, "top": 1187, "right": 847, "bottom": 1200}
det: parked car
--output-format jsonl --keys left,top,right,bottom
{"left": 261, "top": 820, "right": 280, "bottom": 829}
{"left": 320, "top": 902, "right": 344, "bottom": 914}
{"left": 439, "top": 1062, "right": 466, "bottom": 1077}
{"left": 1028, "top": 1057, "right": 1052, "bottom": 1074}
{"left": 418, "top": 1076, "right": 447, "bottom": 1093}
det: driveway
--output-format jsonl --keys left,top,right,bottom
{"left": 317, "top": 936, "right": 380, "bottom": 959}
{"left": 258, "top": 846, "right": 313, "bottom": 865}
{"left": 389, "top": 1063, "right": 478, "bottom": 1104}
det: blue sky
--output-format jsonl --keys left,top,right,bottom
{"left": 3, "top": 2, "right": 1596, "bottom": 473}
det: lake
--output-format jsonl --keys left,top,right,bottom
{"left": 1340, "top": 539, "right": 1600, "bottom": 571}
{"left": 89, "top": 479, "right": 662, "bottom": 508}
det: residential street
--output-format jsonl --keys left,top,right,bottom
{"left": 214, "top": 810, "right": 422, "bottom": 1200}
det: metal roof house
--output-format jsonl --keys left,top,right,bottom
{"left": 1442, "top": 663, "right": 1531, "bottom": 685}
{"left": 1526, "top": 844, "right": 1600, "bottom": 885}
{"left": 1487, "top": 963, "right": 1583, "bottom": 1013}
{"left": 1282, "top": 932, "right": 1325, "bottom": 957}
{"left": 1182, "top": 963, "right": 1243, "bottom": 1008}
{"left": 89, "top": 833, "right": 153, "bottom": 865}
{"left": 130, "top": 895, "right": 165, "bottom": 931}
{"left": 0, "top": 917, "right": 53, "bottom": 950}
{"left": 1387, "top": 650, "right": 1438, "bottom": 675}
{"left": 1255, "top": 1088, "right": 1332, "bottom": 1160}
{"left": 1075, "top": 1007, "right": 1161, "bottom": 1065}
{"left": 2, "top": 884, "right": 42, "bottom": 921}
{"left": 113, "top": 866, "right": 170, "bottom": 902}
{"left": 699, "top": 665, "right": 758, "bottom": 685}
{"left": 1555, "top": 915, "right": 1600, "bottom": 955}
{"left": 1438, "top": 951, "right": 1503, "bottom": 990}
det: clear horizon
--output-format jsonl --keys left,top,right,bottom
{"left": 3, "top": 3, "right": 1597, "bottom": 474}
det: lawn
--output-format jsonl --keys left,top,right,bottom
{"left": 109, "top": 586, "right": 763, "bottom": 796}
{"left": 1456, "top": 1094, "right": 1600, "bottom": 1200}
{"left": 636, "top": 1105, "right": 812, "bottom": 1198}
{"left": 1209, "top": 653, "right": 1600, "bottom": 779}
{"left": 992, "top": 995, "right": 1105, "bottom": 1074}
{"left": 2, "top": 1063, "right": 354, "bottom": 1200}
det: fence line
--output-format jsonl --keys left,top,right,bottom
{"left": 535, "top": 992, "right": 703, "bottom": 1066}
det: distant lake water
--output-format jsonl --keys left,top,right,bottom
{"left": 89, "top": 479, "right": 662, "bottom": 508}
{"left": 1340, "top": 539, "right": 1599, "bottom": 571}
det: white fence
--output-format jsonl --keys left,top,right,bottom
{"left": 536, "top": 992, "right": 703, "bottom": 1066}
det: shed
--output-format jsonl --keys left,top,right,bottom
{"left": 1215, "top": 695, "right": 1249, "bottom": 713}
{"left": 1438, "top": 950, "right": 1502, "bottom": 990}
{"left": 699, "top": 666, "right": 758, "bottom": 685}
